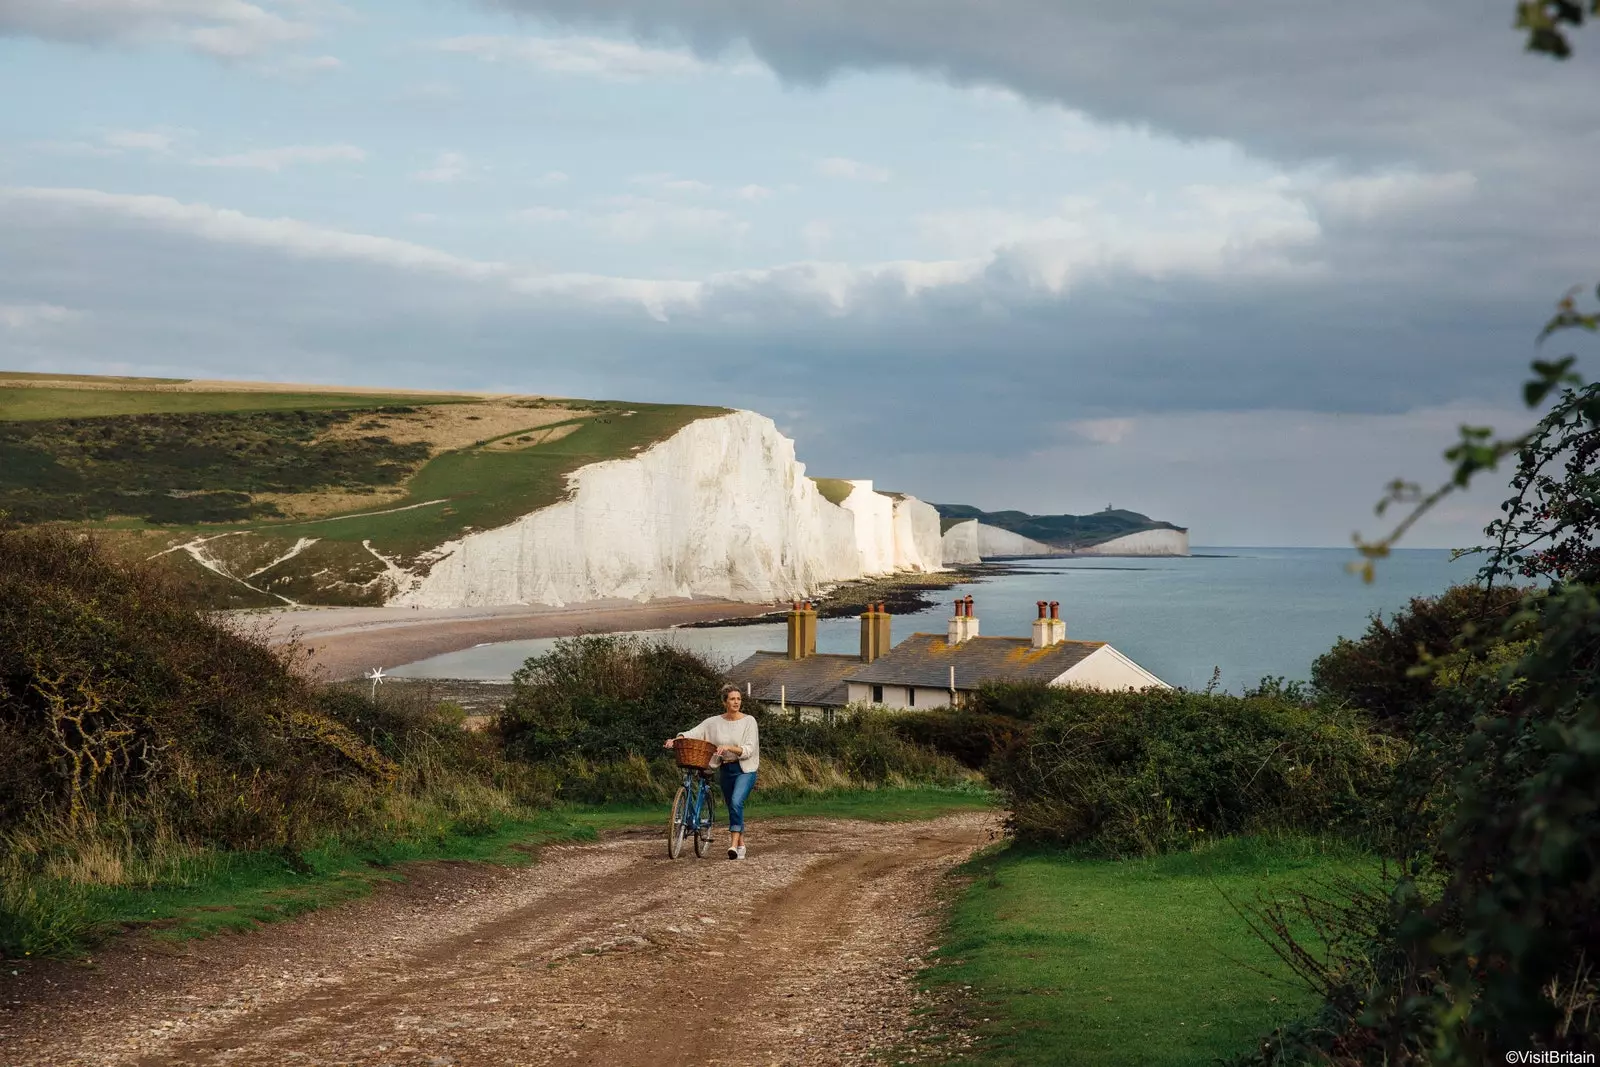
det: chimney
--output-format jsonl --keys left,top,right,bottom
{"left": 1031, "top": 600, "right": 1051, "bottom": 649}
{"left": 1046, "top": 600, "right": 1066, "bottom": 645}
{"left": 859, "top": 602, "right": 880, "bottom": 663}
{"left": 788, "top": 601, "right": 818, "bottom": 660}
{"left": 787, "top": 601, "right": 805, "bottom": 660}
{"left": 875, "top": 601, "right": 892, "bottom": 658}
{"left": 948, "top": 596, "right": 979, "bottom": 645}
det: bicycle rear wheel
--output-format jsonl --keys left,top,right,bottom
{"left": 693, "top": 779, "right": 717, "bottom": 858}
{"left": 668, "top": 785, "right": 690, "bottom": 859}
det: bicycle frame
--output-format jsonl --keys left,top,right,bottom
{"left": 669, "top": 767, "right": 717, "bottom": 859}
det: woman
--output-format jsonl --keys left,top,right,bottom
{"left": 665, "top": 684, "right": 759, "bottom": 860}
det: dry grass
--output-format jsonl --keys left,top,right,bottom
{"left": 316, "top": 402, "right": 588, "bottom": 457}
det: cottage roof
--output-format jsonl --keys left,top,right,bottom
{"left": 724, "top": 651, "right": 862, "bottom": 708}
{"left": 843, "top": 633, "right": 1106, "bottom": 690}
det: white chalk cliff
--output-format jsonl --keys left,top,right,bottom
{"left": 392, "top": 411, "right": 945, "bottom": 608}
{"left": 939, "top": 520, "right": 1189, "bottom": 561}
{"left": 1069, "top": 529, "right": 1191, "bottom": 556}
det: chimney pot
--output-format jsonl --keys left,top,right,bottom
{"left": 1050, "top": 601, "right": 1060, "bottom": 620}
{"left": 1036, "top": 600, "right": 1047, "bottom": 619}
{"left": 964, "top": 595, "right": 974, "bottom": 614}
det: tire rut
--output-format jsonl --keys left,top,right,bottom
{"left": 2, "top": 813, "right": 998, "bottom": 1067}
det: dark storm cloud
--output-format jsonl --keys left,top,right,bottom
{"left": 480, "top": 0, "right": 1600, "bottom": 169}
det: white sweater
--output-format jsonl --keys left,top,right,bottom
{"left": 681, "top": 714, "right": 760, "bottom": 773}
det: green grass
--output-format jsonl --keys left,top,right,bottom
{"left": 254, "top": 401, "right": 729, "bottom": 549}
{"left": 7, "top": 786, "right": 992, "bottom": 958}
{"left": 926, "top": 837, "right": 1372, "bottom": 1067}
{"left": 0, "top": 371, "right": 191, "bottom": 385}
{"left": 0, "top": 387, "right": 467, "bottom": 422}
{"left": 811, "top": 477, "right": 855, "bottom": 506}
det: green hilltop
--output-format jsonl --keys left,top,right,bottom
{"left": 933, "top": 503, "right": 1187, "bottom": 548}
{"left": 0, "top": 372, "right": 728, "bottom": 606}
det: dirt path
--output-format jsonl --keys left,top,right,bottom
{"left": 1, "top": 813, "right": 997, "bottom": 1067}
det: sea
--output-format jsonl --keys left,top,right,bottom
{"left": 390, "top": 547, "right": 1480, "bottom": 694}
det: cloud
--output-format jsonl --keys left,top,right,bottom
{"left": 0, "top": 187, "right": 508, "bottom": 281}
{"left": 0, "top": 0, "right": 319, "bottom": 59}
{"left": 0, "top": 303, "right": 81, "bottom": 331}
{"left": 476, "top": 0, "right": 1596, "bottom": 172}
{"left": 434, "top": 34, "right": 757, "bottom": 80}
{"left": 103, "top": 129, "right": 180, "bottom": 153}
{"left": 195, "top": 143, "right": 366, "bottom": 171}
{"left": 511, "top": 206, "right": 572, "bottom": 223}
{"left": 816, "top": 156, "right": 890, "bottom": 183}
{"left": 412, "top": 152, "right": 471, "bottom": 184}
{"left": 1305, "top": 169, "right": 1478, "bottom": 224}
{"left": 539, "top": 170, "right": 570, "bottom": 186}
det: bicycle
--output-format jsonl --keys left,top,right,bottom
{"left": 668, "top": 765, "right": 718, "bottom": 859}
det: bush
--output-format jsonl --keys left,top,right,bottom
{"left": 499, "top": 636, "right": 975, "bottom": 803}
{"left": 1311, "top": 583, "right": 1532, "bottom": 732}
{"left": 985, "top": 683, "right": 1401, "bottom": 856}
{"left": 0, "top": 522, "right": 395, "bottom": 852}
{"left": 0, "top": 524, "right": 551, "bottom": 957}
{"left": 499, "top": 634, "right": 724, "bottom": 764}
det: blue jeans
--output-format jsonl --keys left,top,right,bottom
{"left": 719, "top": 764, "right": 757, "bottom": 833}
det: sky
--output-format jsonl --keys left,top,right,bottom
{"left": 2, "top": 1, "right": 1597, "bottom": 548}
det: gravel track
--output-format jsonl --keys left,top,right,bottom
{"left": 1, "top": 813, "right": 998, "bottom": 1067}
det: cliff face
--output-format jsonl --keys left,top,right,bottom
{"left": 975, "top": 522, "right": 1053, "bottom": 557}
{"left": 891, "top": 496, "right": 944, "bottom": 573}
{"left": 941, "top": 519, "right": 982, "bottom": 565}
{"left": 393, "top": 411, "right": 945, "bottom": 608}
{"left": 1067, "top": 528, "right": 1191, "bottom": 556}
{"left": 939, "top": 520, "right": 1189, "bottom": 562}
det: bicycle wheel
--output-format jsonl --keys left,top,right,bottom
{"left": 694, "top": 779, "right": 717, "bottom": 858}
{"left": 668, "top": 785, "right": 690, "bottom": 859}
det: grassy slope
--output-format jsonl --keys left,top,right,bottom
{"left": 928, "top": 837, "right": 1367, "bottom": 1067}
{"left": 24, "top": 787, "right": 994, "bottom": 955}
{"left": 271, "top": 401, "right": 727, "bottom": 549}
{"left": 0, "top": 387, "right": 466, "bottom": 422}
{"left": 2, "top": 381, "right": 731, "bottom": 600}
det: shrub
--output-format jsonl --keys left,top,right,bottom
{"left": 0, "top": 522, "right": 394, "bottom": 852}
{"left": 985, "top": 683, "right": 1401, "bottom": 856}
{"left": 499, "top": 636, "right": 974, "bottom": 802}
{"left": 1311, "top": 582, "right": 1532, "bottom": 732}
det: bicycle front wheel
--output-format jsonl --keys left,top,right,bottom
{"left": 668, "top": 786, "right": 690, "bottom": 859}
{"left": 693, "top": 780, "right": 717, "bottom": 858}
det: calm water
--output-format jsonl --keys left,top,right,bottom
{"left": 391, "top": 547, "right": 1477, "bottom": 692}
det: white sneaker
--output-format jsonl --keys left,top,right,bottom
{"left": 735, "top": 845, "right": 747, "bottom": 860}
{"left": 727, "top": 846, "right": 738, "bottom": 860}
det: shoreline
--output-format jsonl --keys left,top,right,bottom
{"left": 242, "top": 598, "right": 778, "bottom": 681}
{"left": 246, "top": 564, "right": 1028, "bottom": 682}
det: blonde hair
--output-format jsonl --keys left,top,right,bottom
{"left": 719, "top": 684, "right": 742, "bottom": 705}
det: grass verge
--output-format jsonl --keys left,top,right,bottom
{"left": 7, "top": 786, "right": 994, "bottom": 959}
{"left": 922, "top": 836, "right": 1372, "bottom": 1067}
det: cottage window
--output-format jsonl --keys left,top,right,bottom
{"left": 872, "top": 684, "right": 884, "bottom": 703}
{"left": 907, "top": 686, "right": 916, "bottom": 707}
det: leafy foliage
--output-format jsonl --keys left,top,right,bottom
{"left": 1242, "top": 287, "right": 1600, "bottom": 1062}
{"left": 499, "top": 635, "right": 972, "bottom": 803}
{"left": 979, "top": 683, "right": 1400, "bottom": 857}
{"left": 1310, "top": 583, "right": 1532, "bottom": 733}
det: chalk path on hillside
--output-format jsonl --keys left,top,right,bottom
{"left": 1, "top": 813, "right": 998, "bottom": 1067}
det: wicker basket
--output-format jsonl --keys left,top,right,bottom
{"left": 674, "top": 736, "right": 718, "bottom": 769}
